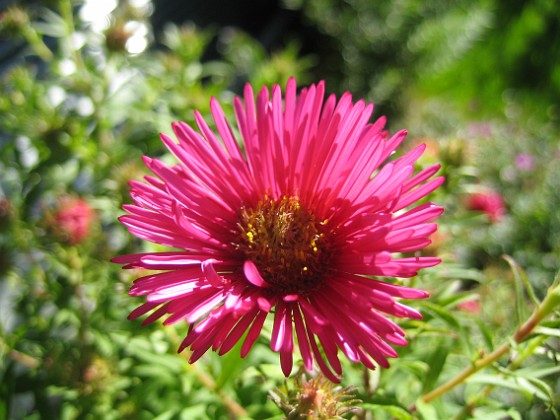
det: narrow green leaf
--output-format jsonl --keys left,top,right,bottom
{"left": 472, "top": 408, "right": 523, "bottom": 420}
{"left": 438, "top": 292, "right": 479, "bottom": 309}
{"left": 414, "top": 397, "right": 439, "bottom": 420}
{"left": 360, "top": 403, "right": 413, "bottom": 420}
{"left": 474, "top": 318, "right": 495, "bottom": 351}
{"left": 420, "top": 302, "right": 461, "bottom": 330}
{"left": 503, "top": 255, "right": 530, "bottom": 324}
{"left": 179, "top": 405, "right": 208, "bottom": 419}
{"left": 514, "top": 365, "right": 560, "bottom": 379}
{"left": 468, "top": 373, "right": 550, "bottom": 402}
{"left": 422, "top": 340, "right": 450, "bottom": 393}
{"left": 215, "top": 338, "right": 246, "bottom": 390}
{"left": 530, "top": 325, "right": 560, "bottom": 342}
{"left": 152, "top": 409, "right": 179, "bottom": 420}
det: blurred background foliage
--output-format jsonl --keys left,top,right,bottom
{"left": 0, "top": 0, "right": 559, "bottom": 418}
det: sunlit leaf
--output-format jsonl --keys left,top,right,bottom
{"left": 361, "top": 403, "right": 413, "bottom": 420}
{"left": 474, "top": 318, "right": 495, "bottom": 351}
{"left": 414, "top": 397, "right": 439, "bottom": 420}
{"left": 421, "top": 340, "right": 450, "bottom": 393}
{"left": 503, "top": 255, "right": 539, "bottom": 312}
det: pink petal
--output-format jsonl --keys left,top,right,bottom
{"left": 243, "top": 260, "right": 270, "bottom": 288}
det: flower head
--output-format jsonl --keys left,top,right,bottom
{"left": 270, "top": 373, "right": 361, "bottom": 418}
{"left": 113, "top": 78, "right": 444, "bottom": 381}
{"left": 53, "top": 196, "right": 96, "bottom": 245}
{"left": 466, "top": 190, "right": 506, "bottom": 223}
{"left": 457, "top": 298, "right": 481, "bottom": 315}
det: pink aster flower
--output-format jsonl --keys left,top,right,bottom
{"left": 113, "top": 78, "right": 444, "bottom": 382}
{"left": 53, "top": 196, "right": 96, "bottom": 245}
{"left": 466, "top": 190, "right": 506, "bottom": 223}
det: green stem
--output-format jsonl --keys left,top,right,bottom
{"left": 454, "top": 335, "right": 549, "bottom": 419}
{"left": 413, "top": 281, "right": 560, "bottom": 409}
{"left": 0, "top": 338, "right": 41, "bottom": 369}
{"left": 21, "top": 24, "right": 54, "bottom": 61}
{"left": 420, "top": 341, "right": 510, "bottom": 405}
{"left": 59, "top": 0, "right": 85, "bottom": 72}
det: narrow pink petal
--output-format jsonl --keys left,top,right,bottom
{"left": 147, "top": 281, "right": 205, "bottom": 303}
{"left": 128, "top": 301, "right": 159, "bottom": 320}
{"left": 356, "top": 347, "right": 377, "bottom": 370}
{"left": 314, "top": 328, "right": 342, "bottom": 375}
{"left": 210, "top": 98, "right": 245, "bottom": 161}
{"left": 393, "top": 177, "right": 446, "bottom": 211}
{"left": 211, "top": 313, "right": 240, "bottom": 351}
{"left": 186, "top": 291, "right": 226, "bottom": 323}
{"left": 402, "top": 164, "right": 441, "bottom": 192}
{"left": 218, "top": 307, "right": 260, "bottom": 355}
{"left": 271, "top": 300, "right": 287, "bottom": 352}
{"left": 279, "top": 304, "right": 294, "bottom": 377}
{"left": 241, "top": 310, "right": 268, "bottom": 357}
{"left": 293, "top": 304, "right": 314, "bottom": 370}
{"left": 243, "top": 260, "right": 270, "bottom": 288}
{"left": 337, "top": 272, "right": 429, "bottom": 300}
{"left": 201, "top": 259, "right": 226, "bottom": 287}
{"left": 188, "top": 336, "right": 216, "bottom": 363}
{"left": 257, "top": 296, "right": 274, "bottom": 312}
{"left": 298, "top": 297, "right": 329, "bottom": 328}
{"left": 141, "top": 303, "right": 170, "bottom": 326}
{"left": 306, "top": 327, "right": 340, "bottom": 383}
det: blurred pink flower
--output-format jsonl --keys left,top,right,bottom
{"left": 466, "top": 121, "right": 492, "bottom": 139}
{"left": 54, "top": 197, "right": 96, "bottom": 245}
{"left": 466, "top": 191, "right": 506, "bottom": 222}
{"left": 514, "top": 153, "right": 535, "bottom": 171}
{"left": 113, "top": 78, "right": 444, "bottom": 382}
{"left": 457, "top": 298, "right": 481, "bottom": 315}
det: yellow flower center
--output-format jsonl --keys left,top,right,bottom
{"left": 237, "top": 196, "right": 332, "bottom": 295}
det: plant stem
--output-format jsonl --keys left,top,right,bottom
{"left": 21, "top": 24, "right": 54, "bottom": 61}
{"left": 0, "top": 339, "right": 41, "bottom": 369}
{"left": 420, "top": 341, "right": 510, "bottom": 405}
{"left": 454, "top": 335, "right": 549, "bottom": 419}
{"left": 412, "top": 282, "right": 560, "bottom": 409}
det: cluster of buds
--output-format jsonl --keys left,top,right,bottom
{"left": 269, "top": 373, "right": 361, "bottom": 419}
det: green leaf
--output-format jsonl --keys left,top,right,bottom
{"left": 467, "top": 373, "right": 550, "bottom": 402}
{"left": 215, "top": 339, "right": 246, "bottom": 390}
{"left": 153, "top": 409, "right": 179, "bottom": 420}
{"left": 535, "top": 326, "right": 560, "bottom": 338}
{"left": 414, "top": 397, "right": 439, "bottom": 420}
{"left": 360, "top": 403, "right": 413, "bottom": 420}
{"left": 438, "top": 291, "right": 479, "bottom": 309}
{"left": 503, "top": 255, "right": 539, "bottom": 316}
{"left": 474, "top": 318, "right": 495, "bottom": 351}
{"left": 514, "top": 364, "right": 560, "bottom": 379}
{"left": 472, "top": 408, "right": 523, "bottom": 420}
{"left": 397, "top": 360, "right": 429, "bottom": 381}
{"left": 437, "top": 266, "right": 487, "bottom": 283}
{"left": 178, "top": 405, "right": 209, "bottom": 419}
{"left": 33, "top": 7, "right": 68, "bottom": 38}
{"left": 422, "top": 340, "right": 450, "bottom": 393}
{"left": 420, "top": 302, "right": 461, "bottom": 330}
